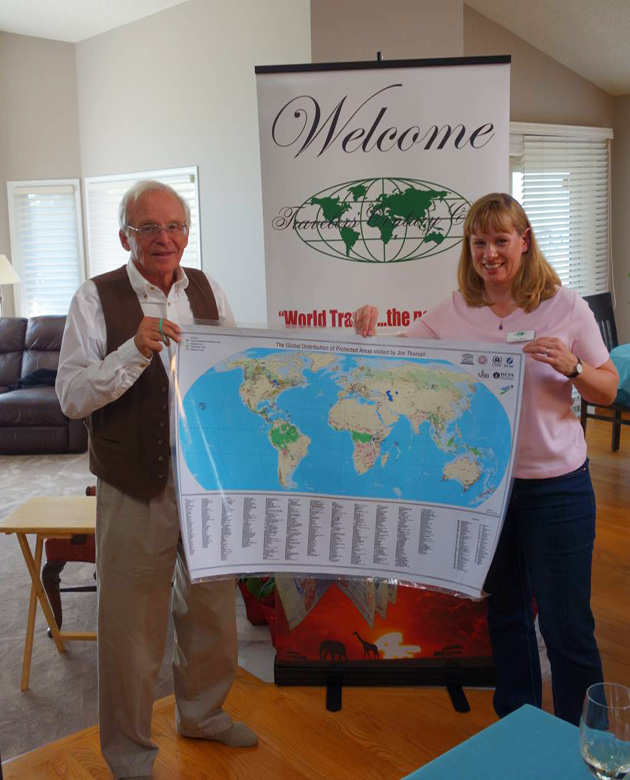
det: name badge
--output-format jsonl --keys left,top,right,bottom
{"left": 507, "top": 330, "right": 535, "bottom": 343}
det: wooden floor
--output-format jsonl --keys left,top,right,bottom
{"left": 3, "top": 417, "right": 629, "bottom": 780}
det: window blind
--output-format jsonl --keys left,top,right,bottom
{"left": 511, "top": 132, "right": 611, "bottom": 296}
{"left": 84, "top": 168, "right": 201, "bottom": 278}
{"left": 7, "top": 181, "right": 83, "bottom": 317}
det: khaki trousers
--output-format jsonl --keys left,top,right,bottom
{"left": 96, "top": 472, "right": 237, "bottom": 779}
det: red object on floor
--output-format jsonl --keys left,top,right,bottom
{"left": 44, "top": 535, "right": 95, "bottom": 563}
{"left": 261, "top": 604, "right": 277, "bottom": 647}
{"left": 238, "top": 580, "right": 273, "bottom": 626}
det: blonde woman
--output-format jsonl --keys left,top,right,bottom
{"left": 355, "top": 193, "right": 618, "bottom": 725}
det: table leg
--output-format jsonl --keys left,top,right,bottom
{"left": 16, "top": 533, "right": 66, "bottom": 659}
{"left": 42, "top": 560, "right": 66, "bottom": 629}
{"left": 20, "top": 537, "right": 44, "bottom": 691}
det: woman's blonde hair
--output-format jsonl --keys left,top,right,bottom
{"left": 457, "top": 192, "right": 560, "bottom": 312}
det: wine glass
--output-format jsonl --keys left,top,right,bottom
{"left": 580, "top": 682, "right": 630, "bottom": 779}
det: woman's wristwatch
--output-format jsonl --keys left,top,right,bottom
{"left": 567, "top": 357, "right": 583, "bottom": 378}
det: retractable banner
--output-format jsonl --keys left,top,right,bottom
{"left": 256, "top": 56, "right": 510, "bottom": 329}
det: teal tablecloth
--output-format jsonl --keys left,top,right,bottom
{"left": 611, "top": 344, "right": 630, "bottom": 404}
{"left": 401, "top": 705, "right": 591, "bottom": 780}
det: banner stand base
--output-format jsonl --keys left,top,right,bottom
{"left": 325, "top": 673, "right": 343, "bottom": 712}
{"left": 446, "top": 681, "right": 471, "bottom": 713}
{"left": 274, "top": 659, "right": 494, "bottom": 712}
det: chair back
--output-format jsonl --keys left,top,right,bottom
{"left": 583, "top": 293, "right": 618, "bottom": 352}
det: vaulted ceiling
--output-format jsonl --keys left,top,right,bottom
{"left": 0, "top": 0, "right": 628, "bottom": 95}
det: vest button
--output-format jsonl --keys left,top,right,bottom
{"left": 157, "top": 455, "right": 165, "bottom": 462}
{"left": 157, "top": 438, "right": 164, "bottom": 445}
{"left": 161, "top": 386, "right": 168, "bottom": 394}
{"left": 162, "top": 405, "right": 167, "bottom": 412}
{"left": 158, "top": 473, "right": 165, "bottom": 479}
{"left": 159, "top": 421, "right": 166, "bottom": 429}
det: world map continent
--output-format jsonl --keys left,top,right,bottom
{"left": 225, "top": 350, "right": 483, "bottom": 494}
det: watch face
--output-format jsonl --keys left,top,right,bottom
{"left": 576, "top": 360, "right": 583, "bottom": 375}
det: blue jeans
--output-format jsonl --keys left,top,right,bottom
{"left": 484, "top": 460, "right": 603, "bottom": 725}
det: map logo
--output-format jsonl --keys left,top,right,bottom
{"left": 276, "top": 178, "right": 470, "bottom": 264}
{"left": 461, "top": 353, "right": 474, "bottom": 365}
{"left": 478, "top": 355, "right": 488, "bottom": 364}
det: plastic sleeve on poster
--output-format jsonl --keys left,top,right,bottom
{"left": 171, "top": 344, "right": 491, "bottom": 598}
{"left": 170, "top": 322, "right": 522, "bottom": 601}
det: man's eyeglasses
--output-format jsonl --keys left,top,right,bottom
{"left": 126, "top": 222, "right": 190, "bottom": 238}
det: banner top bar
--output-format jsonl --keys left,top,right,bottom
{"left": 255, "top": 54, "right": 510, "bottom": 76}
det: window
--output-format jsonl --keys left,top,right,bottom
{"left": 84, "top": 167, "right": 201, "bottom": 278}
{"left": 7, "top": 179, "right": 84, "bottom": 317}
{"left": 510, "top": 123, "right": 613, "bottom": 296}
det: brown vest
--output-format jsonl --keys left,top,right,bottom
{"left": 88, "top": 265, "right": 219, "bottom": 499}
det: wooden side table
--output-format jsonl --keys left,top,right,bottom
{"left": 0, "top": 496, "right": 97, "bottom": 690}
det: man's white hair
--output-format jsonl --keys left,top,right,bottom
{"left": 118, "top": 180, "right": 191, "bottom": 232}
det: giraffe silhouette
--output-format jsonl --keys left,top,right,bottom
{"left": 353, "top": 631, "right": 379, "bottom": 659}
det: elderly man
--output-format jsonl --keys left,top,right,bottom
{"left": 56, "top": 181, "right": 256, "bottom": 780}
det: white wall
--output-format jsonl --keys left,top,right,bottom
{"left": 310, "top": 2, "right": 614, "bottom": 128}
{"left": 463, "top": 6, "right": 614, "bottom": 127}
{"left": 311, "top": 0, "right": 463, "bottom": 62}
{"left": 0, "top": 32, "right": 82, "bottom": 317}
{"left": 75, "top": 0, "right": 311, "bottom": 324}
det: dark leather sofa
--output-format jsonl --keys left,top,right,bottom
{"left": 0, "top": 316, "right": 87, "bottom": 454}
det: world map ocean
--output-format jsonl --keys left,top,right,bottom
{"left": 179, "top": 348, "right": 513, "bottom": 508}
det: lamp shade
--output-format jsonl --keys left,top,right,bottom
{"left": 0, "top": 255, "right": 20, "bottom": 285}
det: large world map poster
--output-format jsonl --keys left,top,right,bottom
{"left": 174, "top": 325, "right": 524, "bottom": 598}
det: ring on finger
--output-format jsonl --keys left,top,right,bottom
{"left": 545, "top": 347, "right": 549, "bottom": 357}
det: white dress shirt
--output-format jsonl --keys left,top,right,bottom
{"left": 56, "top": 260, "right": 235, "bottom": 420}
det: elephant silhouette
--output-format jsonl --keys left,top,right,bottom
{"left": 319, "top": 639, "right": 347, "bottom": 661}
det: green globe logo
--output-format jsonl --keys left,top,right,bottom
{"left": 292, "top": 178, "right": 470, "bottom": 264}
